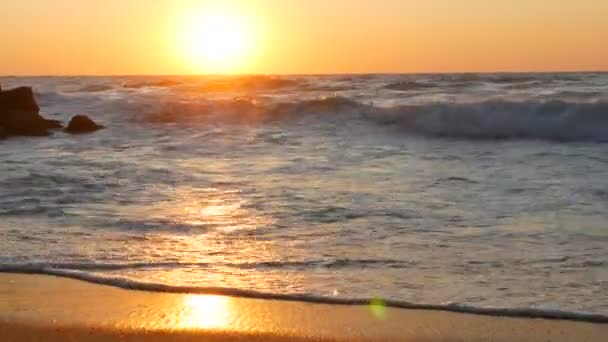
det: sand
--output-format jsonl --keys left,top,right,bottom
{"left": 0, "top": 273, "right": 606, "bottom": 341}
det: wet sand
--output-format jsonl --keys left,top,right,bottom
{"left": 0, "top": 273, "right": 606, "bottom": 341}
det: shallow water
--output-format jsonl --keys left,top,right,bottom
{"left": 1, "top": 73, "right": 608, "bottom": 315}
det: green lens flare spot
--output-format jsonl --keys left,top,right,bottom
{"left": 369, "top": 297, "right": 387, "bottom": 320}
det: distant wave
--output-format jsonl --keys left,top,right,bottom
{"left": 141, "top": 96, "right": 361, "bottom": 124}
{"left": 433, "top": 177, "right": 479, "bottom": 185}
{"left": 485, "top": 75, "right": 542, "bottom": 84}
{"left": 41, "top": 76, "right": 302, "bottom": 95}
{"left": 173, "top": 76, "right": 302, "bottom": 93}
{"left": 436, "top": 73, "right": 584, "bottom": 84}
{"left": 383, "top": 81, "right": 437, "bottom": 91}
{"left": 9, "top": 74, "right": 607, "bottom": 142}
{"left": 74, "top": 84, "right": 116, "bottom": 92}
{"left": 2, "top": 267, "right": 608, "bottom": 323}
{"left": 375, "top": 100, "right": 608, "bottom": 142}
{"left": 141, "top": 96, "right": 608, "bottom": 142}
{"left": 121, "top": 79, "right": 181, "bottom": 89}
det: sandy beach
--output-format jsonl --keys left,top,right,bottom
{"left": 0, "top": 273, "right": 606, "bottom": 341}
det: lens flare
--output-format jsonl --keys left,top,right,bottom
{"left": 369, "top": 297, "right": 387, "bottom": 320}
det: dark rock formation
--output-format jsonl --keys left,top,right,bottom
{"left": 0, "top": 85, "right": 105, "bottom": 139}
{"left": 0, "top": 86, "right": 39, "bottom": 113}
{"left": 0, "top": 86, "right": 62, "bottom": 137}
{"left": 65, "top": 115, "right": 104, "bottom": 134}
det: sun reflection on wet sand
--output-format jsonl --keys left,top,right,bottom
{"left": 5, "top": 274, "right": 606, "bottom": 342}
{"left": 179, "top": 295, "right": 232, "bottom": 330}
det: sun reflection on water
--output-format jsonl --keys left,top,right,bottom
{"left": 110, "top": 184, "right": 287, "bottom": 290}
{"left": 121, "top": 185, "right": 273, "bottom": 234}
{"left": 176, "top": 187, "right": 273, "bottom": 234}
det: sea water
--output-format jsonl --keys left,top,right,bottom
{"left": 1, "top": 73, "right": 608, "bottom": 317}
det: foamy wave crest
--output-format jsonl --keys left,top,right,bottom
{"left": 375, "top": 100, "right": 608, "bottom": 142}
{"left": 122, "top": 79, "right": 181, "bottom": 89}
{"left": 383, "top": 81, "right": 437, "bottom": 91}
{"left": 167, "top": 75, "right": 302, "bottom": 93}
{"left": 141, "top": 96, "right": 362, "bottom": 124}
{"left": 141, "top": 96, "right": 608, "bottom": 142}
{"left": 2, "top": 266, "right": 608, "bottom": 323}
{"left": 73, "top": 84, "right": 116, "bottom": 93}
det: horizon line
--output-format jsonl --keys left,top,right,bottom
{"left": 2, "top": 70, "right": 607, "bottom": 78}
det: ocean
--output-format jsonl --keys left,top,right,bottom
{"left": 1, "top": 73, "right": 608, "bottom": 318}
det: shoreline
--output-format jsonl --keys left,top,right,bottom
{"left": 1, "top": 273, "right": 607, "bottom": 341}
{"left": 1, "top": 269, "right": 608, "bottom": 323}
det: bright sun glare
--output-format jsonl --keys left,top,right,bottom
{"left": 176, "top": 9, "right": 257, "bottom": 74}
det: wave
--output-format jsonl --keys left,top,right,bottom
{"left": 0, "top": 259, "right": 412, "bottom": 272}
{"left": 141, "top": 96, "right": 362, "bottom": 124}
{"left": 383, "top": 81, "right": 437, "bottom": 91}
{"left": 433, "top": 177, "right": 479, "bottom": 185}
{"left": 122, "top": 79, "right": 181, "bottom": 89}
{"left": 74, "top": 84, "right": 116, "bottom": 92}
{"left": 375, "top": 100, "right": 608, "bottom": 142}
{"left": 485, "top": 74, "right": 544, "bottom": 84}
{"left": 140, "top": 96, "right": 608, "bottom": 142}
{"left": 176, "top": 75, "right": 302, "bottom": 93}
{"left": 435, "top": 73, "right": 584, "bottom": 85}
{"left": 1, "top": 267, "right": 607, "bottom": 323}
{"left": 38, "top": 76, "right": 302, "bottom": 96}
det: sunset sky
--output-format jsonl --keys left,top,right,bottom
{"left": 1, "top": 0, "right": 607, "bottom": 75}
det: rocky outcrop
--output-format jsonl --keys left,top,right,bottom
{"left": 0, "top": 86, "right": 62, "bottom": 137}
{"left": 0, "top": 86, "right": 39, "bottom": 113}
{"left": 0, "top": 84, "right": 105, "bottom": 139}
{"left": 65, "top": 115, "right": 105, "bottom": 134}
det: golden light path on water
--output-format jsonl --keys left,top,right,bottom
{"left": 159, "top": 186, "right": 389, "bottom": 327}
{"left": 172, "top": 186, "right": 273, "bottom": 234}
{"left": 106, "top": 183, "right": 301, "bottom": 289}
{"left": 118, "top": 184, "right": 274, "bottom": 237}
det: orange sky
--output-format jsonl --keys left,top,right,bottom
{"left": 1, "top": 0, "right": 607, "bottom": 75}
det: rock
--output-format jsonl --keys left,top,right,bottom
{"left": 0, "top": 86, "right": 62, "bottom": 137}
{"left": 0, "top": 86, "right": 39, "bottom": 113}
{"left": 65, "top": 115, "right": 104, "bottom": 134}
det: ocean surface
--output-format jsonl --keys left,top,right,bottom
{"left": 1, "top": 73, "right": 608, "bottom": 317}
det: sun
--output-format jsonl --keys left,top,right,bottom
{"left": 175, "top": 9, "right": 258, "bottom": 74}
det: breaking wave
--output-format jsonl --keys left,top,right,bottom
{"left": 383, "top": 81, "right": 437, "bottom": 91}
{"left": 121, "top": 79, "right": 181, "bottom": 89}
{"left": 74, "top": 84, "right": 116, "bottom": 93}
{"left": 375, "top": 100, "right": 608, "bottom": 142}
{"left": 140, "top": 96, "right": 608, "bottom": 142}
